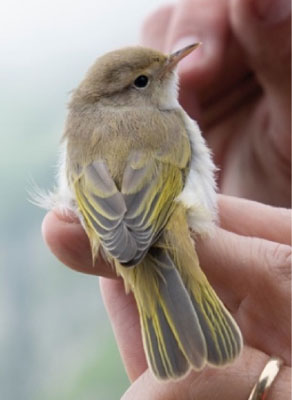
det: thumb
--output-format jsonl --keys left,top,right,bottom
{"left": 230, "top": 0, "right": 291, "bottom": 153}
{"left": 230, "top": 0, "right": 290, "bottom": 91}
{"left": 160, "top": 0, "right": 231, "bottom": 122}
{"left": 140, "top": 4, "right": 174, "bottom": 51}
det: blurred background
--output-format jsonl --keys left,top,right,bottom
{"left": 0, "top": 0, "right": 168, "bottom": 398}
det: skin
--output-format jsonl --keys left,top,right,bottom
{"left": 141, "top": 0, "right": 291, "bottom": 207}
{"left": 43, "top": 196, "right": 291, "bottom": 399}
{"left": 42, "top": 0, "right": 291, "bottom": 397}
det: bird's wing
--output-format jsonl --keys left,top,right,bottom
{"left": 72, "top": 142, "right": 190, "bottom": 266}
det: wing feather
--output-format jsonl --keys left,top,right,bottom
{"left": 72, "top": 152, "right": 186, "bottom": 266}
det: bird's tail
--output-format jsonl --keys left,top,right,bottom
{"left": 120, "top": 210, "right": 242, "bottom": 380}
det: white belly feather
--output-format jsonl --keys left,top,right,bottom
{"left": 175, "top": 111, "right": 218, "bottom": 235}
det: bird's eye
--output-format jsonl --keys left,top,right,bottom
{"left": 134, "top": 75, "right": 149, "bottom": 88}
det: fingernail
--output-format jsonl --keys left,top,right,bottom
{"left": 254, "top": 0, "right": 291, "bottom": 24}
{"left": 171, "top": 36, "right": 205, "bottom": 73}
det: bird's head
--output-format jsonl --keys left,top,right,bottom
{"left": 70, "top": 44, "right": 200, "bottom": 109}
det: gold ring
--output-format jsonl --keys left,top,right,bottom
{"left": 248, "top": 357, "right": 283, "bottom": 400}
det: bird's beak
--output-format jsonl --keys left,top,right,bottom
{"left": 160, "top": 43, "right": 201, "bottom": 77}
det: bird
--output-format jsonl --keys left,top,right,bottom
{"left": 42, "top": 44, "right": 242, "bottom": 380}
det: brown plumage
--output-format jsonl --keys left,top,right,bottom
{"left": 53, "top": 45, "right": 243, "bottom": 379}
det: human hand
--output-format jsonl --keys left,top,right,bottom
{"left": 141, "top": 0, "right": 291, "bottom": 207}
{"left": 42, "top": 195, "right": 291, "bottom": 399}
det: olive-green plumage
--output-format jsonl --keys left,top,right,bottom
{"left": 63, "top": 45, "right": 242, "bottom": 380}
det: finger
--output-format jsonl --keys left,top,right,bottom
{"left": 164, "top": 0, "right": 229, "bottom": 83}
{"left": 122, "top": 348, "right": 291, "bottom": 400}
{"left": 41, "top": 208, "right": 245, "bottom": 308}
{"left": 101, "top": 228, "right": 291, "bottom": 381}
{"left": 140, "top": 4, "right": 174, "bottom": 51}
{"left": 197, "top": 222, "right": 291, "bottom": 364}
{"left": 100, "top": 278, "right": 147, "bottom": 382}
{"left": 196, "top": 225, "right": 291, "bottom": 314}
{"left": 230, "top": 0, "right": 291, "bottom": 158}
{"left": 169, "top": 0, "right": 228, "bottom": 121}
{"left": 162, "top": 0, "right": 253, "bottom": 123}
{"left": 230, "top": 0, "right": 291, "bottom": 100}
{"left": 160, "top": 0, "right": 256, "bottom": 134}
{"left": 42, "top": 210, "right": 115, "bottom": 278}
{"left": 218, "top": 195, "right": 291, "bottom": 245}
{"left": 42, "top": 199, "right": 291, "bottom": 303}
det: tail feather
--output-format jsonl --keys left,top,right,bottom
{"left": 141, "top": 305, "right": 189, "bottom": 379}
{"left": 138, "top": 248, "right": 207, "bottom": 379}
{"left": 132, "top": 248, "right": 242, "bottom": 380}
{"left": 153, "top": 250, "right": 207, "bottom": 369}
{"left": 190, "top": 284, "right": 242, "bottom": 365}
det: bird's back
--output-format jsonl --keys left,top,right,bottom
{"left": 65, "top": 105, "right": 191, "bottom": 187}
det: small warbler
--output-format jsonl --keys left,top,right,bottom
{"left": 41, "top": 44, "right": 242, "bottom": 380}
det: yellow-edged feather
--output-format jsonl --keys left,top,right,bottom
{"left": 66, "top": 104, "right": 242, "bottom": 380}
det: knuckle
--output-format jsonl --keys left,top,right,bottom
{"left": 265, "top": 242, "right": 291, "bottom": 282}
